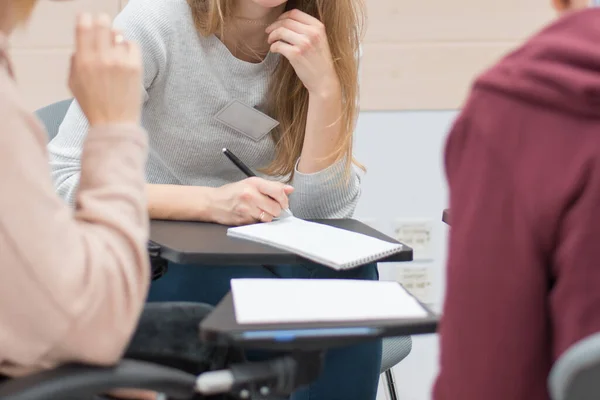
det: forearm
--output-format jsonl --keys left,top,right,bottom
{"left": 297, "top": 81, "right": 344, "bottom": 173}
{"left": 147, "top": 183, "right": 216, "bottom": 222}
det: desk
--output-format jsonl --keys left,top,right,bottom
{"left": 442, "top": 209, "right": 450, "bottom": 225}
{"left": 200, "top": 291, "right": 438, "bottom": 352}
{"left": 150, "top": 219, "right": 413, "bottom": 265}
{"left": 152, "top": 218, "right": 429, "bottom": 394}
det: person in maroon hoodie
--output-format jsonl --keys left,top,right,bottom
{"left": 434, "top": 2, "right": 600, "bottom": 400}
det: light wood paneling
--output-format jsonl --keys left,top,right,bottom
{"left": 361, "top": 0, "right": 555, "bottom": 110}
{"left": 10, "top": 0, "right": 121, "bottom": 49}
{"left": 11, "top": 50, "right": 72, "bottom": 111}
{"left": 364, "top": 1, "right": 554, "bottom": 43}
{"left": 9, "top": 1, "right": 124, "bottom": 111}
{"left": 360, "top": 42, "right": 514, "bottom": 110}
{"left": 8, "top": 1, "right": 556, "bottom": 111}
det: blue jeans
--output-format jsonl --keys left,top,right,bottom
{"left": 147, "top": 263, "right": 382, "bottom": 400}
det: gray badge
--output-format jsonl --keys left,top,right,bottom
{"left": 214, "top": 100, "right": 280, "bottom": 141}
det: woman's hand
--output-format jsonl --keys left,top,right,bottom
{"left": 69, "top": 13, "right": 142, "bottom": 126}
{"left": 209, "top": 177, "right": 294, "bottom": 226}
{"left": 266, "top": 9, "right": 341, "bottom": 97}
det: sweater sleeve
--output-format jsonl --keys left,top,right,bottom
{"left": 0, "top": 82, "right": 150, "bottom": 372}
{"left": 548, "top": 144, "right": 600, "bottom": 362}
{"left": 288, "top": 46, "right": 364, "bottom": 219}
{"left": 289, "top": 157, "right": 362, "bottom": 219}
{"left": 48, "top": 0, "right": 172, "bottom": 205}
{"left": 433, "top": 112, "right": 551, "bottom": 400}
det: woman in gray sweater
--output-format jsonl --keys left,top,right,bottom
{"left": 48, "top": 0, "right": 380, "bottom": 398}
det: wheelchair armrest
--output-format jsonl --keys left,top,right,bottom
{"left": 148, "top": 240, "right": 168, "bottom": 281}
{"left": 0, "top": 360, "right": 196, "bottom": 400}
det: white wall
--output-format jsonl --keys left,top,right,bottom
{"left": 354, "top": 110, "right": 458, "bottom": 400}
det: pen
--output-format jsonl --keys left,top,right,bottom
{"left": 222, "top": 148, "right": 293, "bottom": 219}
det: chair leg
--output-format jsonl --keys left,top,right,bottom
{"left": 384, "top": 369, "right": 399, "bottom": 400}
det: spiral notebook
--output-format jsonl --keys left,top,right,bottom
{"left": 227, "top": 217, "right": 404, "bottom": 270}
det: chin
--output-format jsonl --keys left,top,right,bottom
{"left": 250, "top": 0, "right": 287, "bottom": 8}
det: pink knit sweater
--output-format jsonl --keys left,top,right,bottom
{"left": 0, "top": 33, "right": 150, "bottom": 377}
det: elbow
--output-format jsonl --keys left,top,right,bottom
{"left": 338, "top": 182, "right": 361, "bottom": 218}
{"left": 321, "top": 178, "right": 362, "bottom": 219}
{"left": 96, "top": 319, "right": 141, "bottom": 365}
{"left": 290, "top": 182, "right": 361, "bottom": 219}
{"left": 55, "top": 252, "right": 151, "bottom": 367}
{"left": 93, "top": 273, "right": 150, "bottom": 365}
{"left": 52, "top": 312, "right": 141, "bottom": 368}
{"left": 87, "top": 331, "right": 132, "bottom": 366}
{"left": 63, "top": 295, "right": 147, "bottom": 367}
{"left": 291, "top": 196, "right": 359, "bottom": 219}
{"left": 51, "top": 170, "right": 81, "bottom": 206}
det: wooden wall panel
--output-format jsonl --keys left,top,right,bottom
{"left": 9, "top": 1, "right": 555, "bottom": 111}
{"left": 360, "top": 42, "right": 514, "bottom": 111}
{"left": 9, "top": 0, "right": 121, "bottom": 111}
{"left": 11, "top": 50, "right": 72, "bottom": 110}
{"left": 364, "top": 1, "right": 554, "bottom": 43}
{"left": 361, "top": 0, "right": 555, "bottom": 110}
{"left": 11, "top": 0, "right": 120, "bottom": 48}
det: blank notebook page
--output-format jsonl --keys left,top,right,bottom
{"left": 231, "top": 279, "right": 428, "bottom": 324}
{"left": 227, "top": 217, "right": 403, "bottom": 270}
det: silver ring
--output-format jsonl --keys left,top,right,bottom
{"left": 258, "top": 211, "right": 266, "bottom": 222}
{"left": 114, "top": 34, "right": 124, "bottom": 44}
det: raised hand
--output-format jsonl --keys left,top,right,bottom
{"left": 69, "top": 13, "right": 142, "bottom": 126}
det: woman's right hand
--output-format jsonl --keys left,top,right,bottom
{"left": 69, "top": 13, "right": 142, "bottom": 126}
{"left": 209, "top": 177, "right": 295, "bottom": 226}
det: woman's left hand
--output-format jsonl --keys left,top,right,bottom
{"left": 266, "top": 9, "right": 340, "bottom": 96}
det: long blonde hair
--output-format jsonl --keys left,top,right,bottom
{"left": 14, "top": 0, "right": 38, "bottom": 25}
{"left": 187, "top": 0, "right": 365, "bottom": 181}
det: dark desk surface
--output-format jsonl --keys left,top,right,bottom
{"left": 442, "top": 209, "right": 450, "bottom": 225}
{"left": 150, "top": 219, "right": 413, "bottom": 266}
{"left": 200, "top": 292, "right": 439, "bottom": 351}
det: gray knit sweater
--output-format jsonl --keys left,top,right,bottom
{"left": 48, "top": 0, "right": 361, "bottom": 219}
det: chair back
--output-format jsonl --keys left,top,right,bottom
{"left": 34, "top": 98, "right": 168, "bottom": 281}
{"left": 34, "top": 99, "right": 73, "bottom": 141}
{"left": 549, "top": 332, "right": 600, "bottom": 400}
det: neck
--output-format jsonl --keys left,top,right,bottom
{"left": 233, "top": 1, "right": 286, "bottom": 22}
{"left": 219, "top": 2, "right": 286, "bottom": 62}
{"left": 230, "top": 1, "right": 286, "bottom": 40}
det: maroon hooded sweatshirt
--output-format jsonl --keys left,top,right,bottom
{"left": 434, "top": 9, "right": 600, "bottom": 400}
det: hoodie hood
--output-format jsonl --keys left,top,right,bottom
{"left": 476, "top": 9, "right": 600, "bottom": 118}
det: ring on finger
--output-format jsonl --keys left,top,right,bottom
{"left": 258, "top": 211, "right": 266, "bottom": 222}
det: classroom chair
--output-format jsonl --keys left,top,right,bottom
{"left": 0, "top": 301, "right": 415, "bottom": 400}
{"left": 0, "top": 303, "right": 253, "bottom": 400}
{"left": 549, "top": 332, "right": 600, "bottom": 400}
{"left": 36, "top": 99, "right": 413, "bottom": 399}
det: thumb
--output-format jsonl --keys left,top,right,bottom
{"left": 284, "top": 185, "right": 294, "bottom": 195}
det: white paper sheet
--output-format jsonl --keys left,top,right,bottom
{"left": 227, "top": 217, "right": 403, "bottom": 270}
{"left": 231, "top": 279, "right": 428, "bottom": 325}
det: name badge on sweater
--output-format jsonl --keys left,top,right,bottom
{"left": 214, "top": 100, "right": 279, "bottom": 141}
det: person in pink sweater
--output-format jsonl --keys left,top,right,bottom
{"left": 435, "top": 1, "right": 600, "bottom": 400}
{"left": 0, "top": 0, "right": 151, "bottom": 379}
